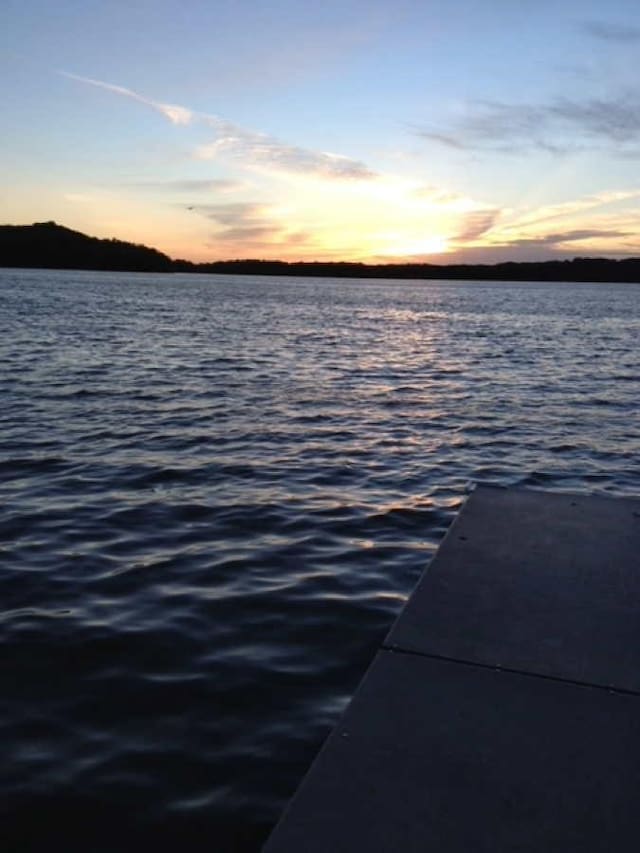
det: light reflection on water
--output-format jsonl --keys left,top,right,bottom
{"left": 1, "top": 269, "right": 639, "bottom": 851}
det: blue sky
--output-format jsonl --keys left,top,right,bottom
{"left": 3, "top": 0, "right": 640, "bottom": 262}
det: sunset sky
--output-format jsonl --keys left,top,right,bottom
{"left": 3, "top": 0, "right": 640, "bottom": 263}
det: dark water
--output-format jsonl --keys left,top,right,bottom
{"left": 1, "top": 269, "right": 639, "bottom": 851}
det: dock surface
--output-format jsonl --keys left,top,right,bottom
{"left": 264, "top": 485, "right": 640, "bottom": 852}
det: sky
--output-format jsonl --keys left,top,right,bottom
{"left": 3, "top": 0, "right": 640, "bottom": 263}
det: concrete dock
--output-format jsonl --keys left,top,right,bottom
{"left": 264, "top": 485, "right": 640, "bottom": 852}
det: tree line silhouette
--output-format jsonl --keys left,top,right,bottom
{"left": 2, "top": 221, "right": 640, "bottom": 282}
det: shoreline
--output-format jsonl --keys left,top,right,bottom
{"left": 1, "top": 222, "right": 640, "bottom": 283}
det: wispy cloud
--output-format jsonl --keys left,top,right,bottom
{"left": 503, "top": 228, "right": 632, "bottom": 249}
{"left": 192, "top": 201, "right": 317, "bottom": 258}
{"left": 548, "top": 95, "right": 640, "bottom": 142}
{"left": 418, "top": 92, "right": 640, "bottom": 154}
{"left": 195, "top": 132, "right": 376, "bottom": 180}
{"left": 412, "top": 185, "right": 462, "bottom": 204}
{"left": 192, "top": 202, "right": 268, "bottom": 226}
{"left": 583, "top": 20, "right": 640, "bottom": 43}
{"left": 468, "top": 189, "right": 640, "bottom": 262}
{"left": 453, "top": 209, "right": 500, "bottom": 242}
{"left": 507, "top": 190, "right": 640, "bottom": 231}
{"left": 128, "top": 178, "right": 245, "bottom": 193}
{"left": 59, "top": 71, "right": 194, "bottom": 125}
{"left": 420, "top": 132, "right": 469, "bottom": 151}
{"left": 61, "top": 71, "right": 377, "bottom": 181}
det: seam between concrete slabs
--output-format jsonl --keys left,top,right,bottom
{"left": 381, "top": 643, "right": 640, "bottom": 698}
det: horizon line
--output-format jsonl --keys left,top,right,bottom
{"left": 3, "top": 220, "right": 640, "bottom": 269}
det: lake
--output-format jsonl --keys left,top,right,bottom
{"left": 1, "top": 268, "right": 639, "bottom": 851}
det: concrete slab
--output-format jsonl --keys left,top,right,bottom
{"left": 265, "top": 650, "right": 640, "bottom": 852}
{"left": 387, "top": 485, "right": 640, "bottom": 692}
{"left": 265, "top": 487, "right": 640, "bottom": 851}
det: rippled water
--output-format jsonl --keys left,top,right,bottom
{"left": 1, "top": 268, "right": 639, "bottom": 851}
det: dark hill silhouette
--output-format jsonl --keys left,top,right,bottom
{"left": 0, "top": 221, "right": 173, "bottom": 272}
{"left": 2, "top": 221, "right": 640, "bottom": 282}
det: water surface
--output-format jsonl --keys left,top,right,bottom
{"left": 1, "top": 269, "right": 639, "bottom": 851}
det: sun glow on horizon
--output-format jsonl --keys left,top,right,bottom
{"left": 195, "top": 169, "right": 489, "bottom": 263}
{"left": 377, "top": 234, "right": 450, "bottom": 257}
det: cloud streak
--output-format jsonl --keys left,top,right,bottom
{"left": 502, "top": 228, "right": 632, "bottom": 249}
{"left": 454, "top": 209, "right": 500, "bottom": 242}
{"left": 583, "top": 20, "right": 640, "bottom": 43}
{"left": 418, "top": 92, "right": 640, "bottom": 154}
{"left": 59, "top": 71, "right": 194, "bottom": 125}
{"left": 505, "top": 190, "right": 640, "bottom": 231}
{"left": 192, "top": 201, "right": 317, "bottom": 257}
{"left": 471, "top": 193, "right": 640, "bottom": 263}
{"left": 195, "top": 132, "right": 376, "bottom": 180}
{"left": 129, "top": 178, "right": 245, "bottom": 193}
{"left": 61, "top": 71, "right": 377, "bottom": 181}
{"left": 193, "top": 202, "right": 268, "bottom": 226}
